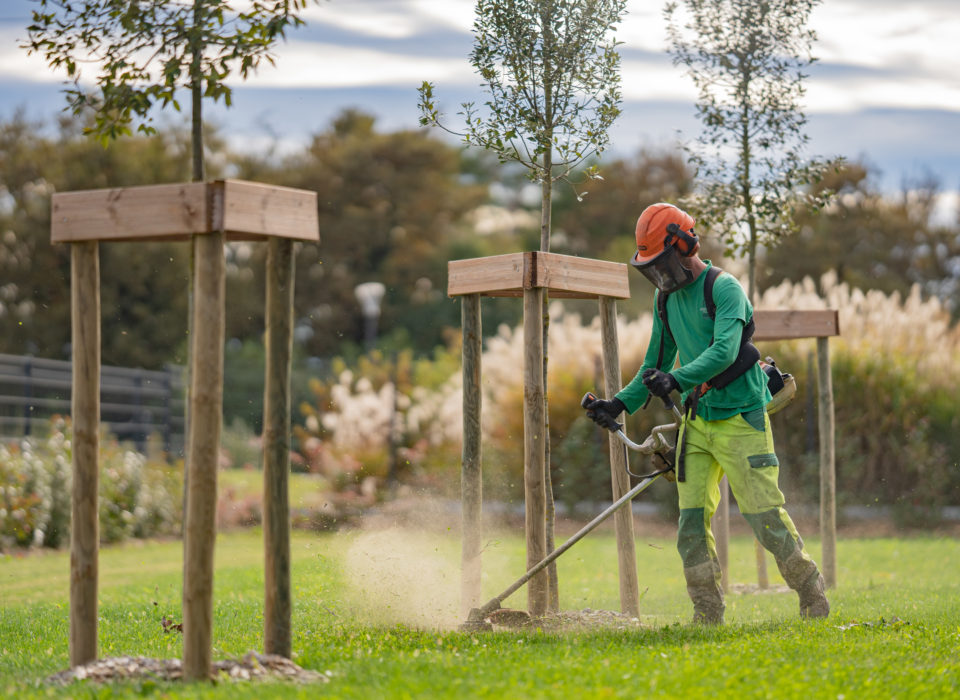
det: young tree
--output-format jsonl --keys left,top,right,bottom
{"left": 665, "top": 0, "right": 840, "bottom": 592}
{"left": 419, "top": 0, "right": 627, "bottom": 614}
{"left": 664, "top": 0, "right": 839, "bottom": 300}
{"left": 420, "top": 0, "right": 625, "bottom": 248}
{"left": 24, "top": 0, "right": 315, "bottom": 182}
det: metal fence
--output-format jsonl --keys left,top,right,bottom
{"left": 0, "top": 353, "right": 185, "bottom": 456}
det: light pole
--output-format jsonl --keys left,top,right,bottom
{"left": 354, "top": 282, "right": 385, "bottom": 351}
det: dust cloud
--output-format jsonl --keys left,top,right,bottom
{"left": 342, "top": 499, "right": 464, "bottom": 629}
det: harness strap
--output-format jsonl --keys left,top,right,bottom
{"left": 676, "top": 409, "right": 690, "bottom": 482}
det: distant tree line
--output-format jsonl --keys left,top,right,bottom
{"left": 0, "top": 108, "right": 957, "bottom": 374}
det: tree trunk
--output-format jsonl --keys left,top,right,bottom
{"left": 542, "top": 292, "right": 558, "bottom": 612}
{"left": 733, "top": 99, "right": 768, "bottom": 589}
{"left": 537, "top": 7, "right": 558, "bottom": 610}
{"left": 539, "top": 155, "right": 552, "bottom": 254}
{"left": 539, "top": 155, "right": 559, "bottom": 612}
{"left": 741, "top": 107, "right": 757, "bottom": 306}
{"left": 183, "top": 0, "right": 204, "bottom": 540}
{"left": 741, "top": 150, "right": 768, "bottom": 587}
{"left": 190, "top": 1, "right": 204, "bottom": 184}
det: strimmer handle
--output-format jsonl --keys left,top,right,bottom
{"left": 580, "top": 391, "right": 623, "bottom": 432}
{"left": 643, "top": 391, "right": 684, "bottom": 421}
{"left": 581, "top": 391, "right": 598, "bottom": 409}
{"left": 642, "top": 392, "right": 677, "bottom": 412}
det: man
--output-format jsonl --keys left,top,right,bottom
{"left": 585, "top": 202, "right": 829, "bottom": 624}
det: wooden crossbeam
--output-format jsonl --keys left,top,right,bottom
{"left": 51, "top": 179, "right": 319, "bottom": 243}
{"left": 447, "top": 253, "right": 526, "bottom": 296}
{"left": 448, "top": 251, "right": 629, "bottom": 299}
{"left": 753, "top": 309, "right": 840, "bottom": 340}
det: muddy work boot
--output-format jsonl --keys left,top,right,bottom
{"left": 797, "top": 571, "right": 830, "bottom": 619}
{"left": 684, "top": 561, "right": 725, "bottom": 625}
{"left": 777, "top": 549, "right": 829, "bottom": 619}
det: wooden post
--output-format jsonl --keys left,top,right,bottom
{"left": 263, "top": 238, "right": 294, "bottom": 658}
{"left": 182, "top": 231, "right": 225, "bottom": 682}
{"left": 598, "top": 297, "right": 640, "bottom": 617}
{"left": 461, "top": 294, "right": 483, "bottom": 615}
{"left": 817, "top": 337, "right": 837, "bottom": 588}
{"left": 69, "top": 241, "right": 100, "bottom": 667}
{"left": 716, "top": 479, "right": 730, "bottom": 592}
{"left": 755, "top": 540, "right": 769, "bottom": 589}
{"left": 523, "top": 287, "right": 548, "bottom": 616}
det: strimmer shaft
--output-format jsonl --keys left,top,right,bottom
{"left": 465, "top": 398, "right": 682, "bottom": 625}
{"left": 471, "top": 470, "right": 662, "bottom": 620}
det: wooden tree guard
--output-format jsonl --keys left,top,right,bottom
{"left": 448, "top": 252, "right": 635, "bottom": 616}
{"left": 52, "top": 179, "right": 318, "bottom": 679}
{"left": 450, "top": 252, "right": 843, "bottom": 612}
{"left": 713, "top": 309, "right": 841, "bottom": 590}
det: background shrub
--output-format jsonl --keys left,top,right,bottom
{"left": 0, "top": 418, "right": 182, "bottom": 551}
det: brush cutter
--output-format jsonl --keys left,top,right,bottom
{"left": 460, "top": 392, "right": 683, "bottom": 631}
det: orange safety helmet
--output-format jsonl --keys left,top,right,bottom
{"left": 630, "top": 203, "right": 699, "bottom": 292}
{"left": 634, "top": 203, "right": 697, "bottom": 261}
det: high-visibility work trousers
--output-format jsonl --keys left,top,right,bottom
{"left": 675, "top": 407, "right": 815, "bottom": 576}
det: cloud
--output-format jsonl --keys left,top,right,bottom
{"left": 261, "top": 0, "right": 960, "bottom": 117}
{"left": 302, "top": 0, "right": 474, "bottom": 39}
{"left": 4, "top": 0, "right": 958, "bottom": 119}
{"left": 1, "top": 0, "right": 957, "bottom": 190}
{"left": 810, "top": 0, "right": 959, "bottom": 78}
{"left": 0, "top": 29, "right": 68, "bottom": 84}
{"left": 244, "top": 40, "right": 475, "bottom": 88}
{"left": 806, "top": 71, "right": 960, "bottom": 113}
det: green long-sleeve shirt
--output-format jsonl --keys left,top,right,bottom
{"left": 616, "top": 262, "right": 770, "bottom": 421}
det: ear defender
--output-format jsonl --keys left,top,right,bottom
{"left": 665, "top": 222, "right": 698, "bottom": 256}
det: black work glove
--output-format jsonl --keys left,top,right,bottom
{"left": 641, "top": 368, "right": 680, "bottom": 399}
{"left": 584, "top": 396, "right": 626, "bottom": 432}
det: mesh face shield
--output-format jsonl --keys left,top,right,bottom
{"left": 630, "top": 245, "right": 695, "bottom": 293}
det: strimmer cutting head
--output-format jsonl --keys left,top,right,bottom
{"left": 459, "top": 607, "right": 494, "bottom": 632}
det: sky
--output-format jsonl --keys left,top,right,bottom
{"left": 1, "top": 0, "right": 959, "bottom": 213}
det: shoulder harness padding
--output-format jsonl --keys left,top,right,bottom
{"left": 654, "top": 267, "right": 759, "bottom": 388}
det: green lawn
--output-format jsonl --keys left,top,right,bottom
{"left": 219, "top": 469, "right": 330, "bottom": 509}
{"left": 2, "top": 527, "right": 959, "bottom": 698}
